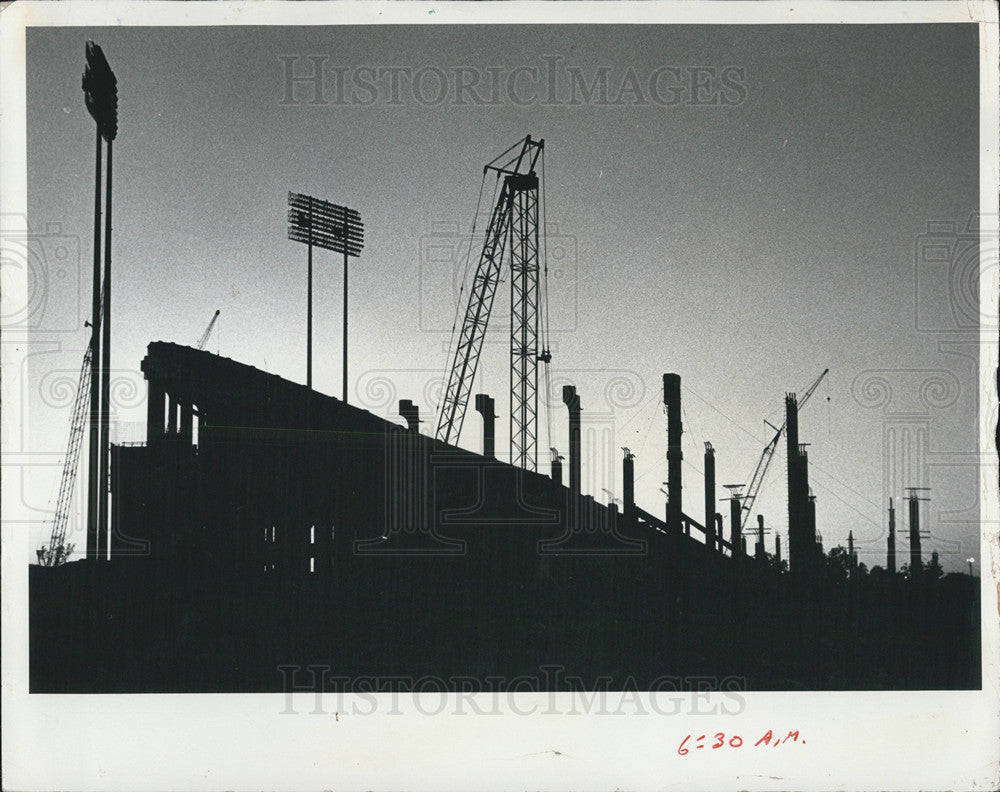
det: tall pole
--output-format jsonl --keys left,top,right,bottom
{"left": 86, "top": 125, "right": 103, "bottom": 561}
{"left": 704, "top": 443, "right": 715, "bottom": 551}
{"left": 785, "top": 394, "right": 800, "bottom": 571}
{"left": 887, "top": 498, "right": 896, "bottom": 574}
{"left": 98, "top": 138, "right": 113, "bottom": 559}
{"left": 562, "top": 386, "right": 581, "bottom": 500}
{"left": 908, "top": 492, "right": 922, "bottom": 577}
{"left": 343, "top": 213, "right": 348, "bottom": 403}
{"left": 663, "top": 373, "right": 682, "bottom": 532}
{"left": 729, "top": 493, "right": 742, "bottom": 556}
{"left": 307, "top": 196, "right": 313, "bottom": 389}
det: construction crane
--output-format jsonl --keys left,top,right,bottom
{"left": 435, "top": 136, "right": 549, "bottom": 471}
{"left": 37, "top": 333, "right": 96, "bottom": 566}
{"left": 741, "top": 368, "right": 829, "bottom": 524}
{"left": 197, "top": 309, "right": 220, "bottom": 350}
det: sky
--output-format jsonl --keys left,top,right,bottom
{"left": 18, "top": 23, "right": 983, "bottom": 571}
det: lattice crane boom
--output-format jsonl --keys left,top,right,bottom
{"left": 197, "top": 309, "right": 220, "bottom": 350}
{"left": 435, "top": 180, "right": 514, "bottom": 446}
{"left": 37, "top": 334, "right": 96, "bottom": 566}
{"left": 741, "top": 368, "right": 829, "bottom": 521}
{"left": 435, "top": 136, "right": 545, "bottom": 472}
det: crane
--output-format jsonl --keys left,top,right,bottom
{"left": 741, "top": 368, "right": 829, "bottom": 524}
{"left": 37, "top": 333, "right": 96, "bottom": 566}
{"left": 435, "top": 136, "right": 548, "bottom": 471}
{"left": 197, "top": 309, "right": 220, "bottom": 350}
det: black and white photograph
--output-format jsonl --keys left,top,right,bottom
{"left": 2, "top": 2, "right": 998, "bottom": 790}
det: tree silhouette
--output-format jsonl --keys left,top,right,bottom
{"left": 926, "top": 553, "right": 944, "bottom": 581}
{"left": 826, "top": 545, "right": 851, "bottom": 583}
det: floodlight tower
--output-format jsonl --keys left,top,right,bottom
{"left": 82, "top": 41, "right": 117, "bottom": 560}
{"left": 287, "top": 192, "right": 364, "bottom": 399}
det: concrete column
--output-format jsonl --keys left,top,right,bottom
{"left": 908, "top": 494, "right": 922, "bottom": 576}
{"left": 663, "top": 374, "right": 683, "bottom": 532}
{"left": 807, "top": 491, "right": 818, "bottom": 563}
{"left": 715, "top": 513, "right": 724, "bottom": 553}
{"left": 166, "top": 393, "right": 178, "bottom": 434}
{"left": 562, "top": 385, "right": 581, "bottom": 500}
{"left": 474, "top": 394, "right": 496, "bottom": 458}
{"left": 786, "top": 394, "right": 801, "bottom": 569}
{"left": 180, "top": 400, "right": 193, "bottom": 444}
{"left": 583, "top": 494, "right": 596, "bottom": 533}
{"left": 730, "top": 495, "right": 742, "bottom": 556}
{"left": 887, "top": 498, "right": 896, "bottom": 574}
{"left": 756, "top": 514, "right": 765, "bottom": 560}
{"left": 704, "top": 442, "right": 715, "bottom": 550}
{"left": 399, "top": 399, "right": 420, "bottom": 432}
{"left": 622, "top": 449, "right": 635, "bottom": 524}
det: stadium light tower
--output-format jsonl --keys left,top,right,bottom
{"left": 82, "top": 40, "right": 117, "bottom": 560}
{"left": 287, "top": 192, "right": 364, "bottom": 399}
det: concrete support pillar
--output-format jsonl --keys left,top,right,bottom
{"left": 622, "top": 449, "right": 635, "bottom": 525}
{"left": 786, "top": 393, "right": 801, "bottom": 570}
{"left": 166, "top": 393, "right": 178, "bottom": 434}
{"left": 730, "top": 495, "right": 742, "bottom": 556}
{"left": 908, "top": 494, "right": 922, "bottom": 576}
{"left": 583, "top": 494, "right": 596, "bottom": 532}
{"left": 704, "top": 442, "right": 715, "bottom": 550}
{"left": 807, "top": 492, "right": 819, "bottom": 562}
{"left": 662, "top": 373, "right": 683, "bottom": 533}
{"left": 715, "top": 513, "right": 724, "bottom": 553}
{"left": 776, "top": 533, "right": 782, "bottom": 566}
{"left": 551, "top": 454, "right": 563, "bottom": 487}
{"left": 399, "top": 399, "right": 420, "bottom": 432}
{"left": 179, "top": 400, "right": 193, "bottom": 444}
{"left": 474, "top": 394, "right": 496, "bottom": 458}
{"left": 705, "top": 509, "right": 716, "bottom": 553}
{"left": 562, "top": 385, "right": 581, "bottom": 500}
{"left": 887, "top": 498, "right": 896, "bottom": 574}
{"left": 756, "top": 514, "right": 765, "bottom": 560}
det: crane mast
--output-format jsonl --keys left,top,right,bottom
{"left": 435, "top": 136, "right": 544, "bottom": 470}
{"left": 741, "top": 368, "right": 829, "bottom": 523}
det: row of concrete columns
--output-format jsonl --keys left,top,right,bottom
{"left": 145, "top": 377, "right": 196, "bottom": 445}
{"left": 429, "top": 378, "right": 798, "bottom": 565}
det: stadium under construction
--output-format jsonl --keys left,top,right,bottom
{"left": 29, "top": 73, "right": 981, "bottom": 692}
